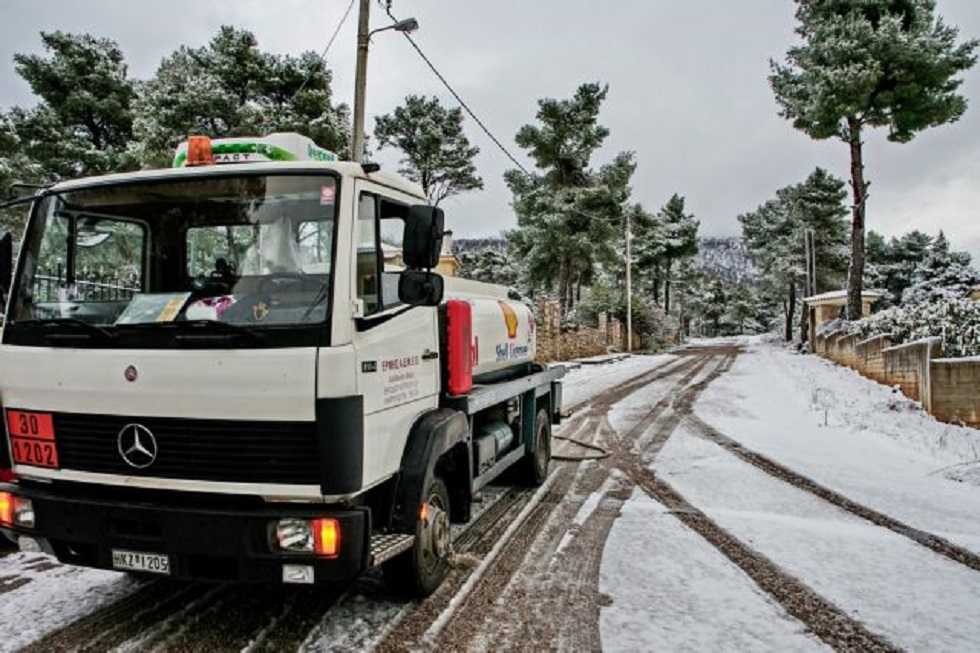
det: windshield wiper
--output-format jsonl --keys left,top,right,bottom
{"left": 17, "top": 318, "right": 117, "bottom": 344}
{"left": 299, "top": 281, "right": 331, "bottom": 322}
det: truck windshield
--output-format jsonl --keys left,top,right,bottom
{"left": 5, "top": 173, "right": 337, "bottom": 348}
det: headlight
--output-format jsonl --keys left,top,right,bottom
{"left": 14, "top": 497, "right": 34, "bottom": 528}
{"left": 274, "top": 517, "right": 340, "bottom": 557}
{"left": 275, "top": 518, "right": 313, "bottom": 552}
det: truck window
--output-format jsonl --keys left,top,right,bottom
{"left": 6, "top": 173, "right": 339, "bottom": 346}
{"left": 357, "top": 194, "right": 380, "bottom": 313}
{"left": 28, "top": 211, "right": 145, "bottom": 320}
{"left": 74, "top": 219, "right": 145, "bottom": 302}
{"left": 357, "top": 192, "right": 409, "bottom": 315}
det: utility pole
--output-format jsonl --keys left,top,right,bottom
{"left": 351, "top": 0, "right": 371, "bottom": 163}
{"left": 626, "top": 210, "right": 633, "bottom": 352}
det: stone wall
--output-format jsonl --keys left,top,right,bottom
{"left": 535, "top": 299, "right": 625, "bottom": 362}
{"left": 930, "top": 358, "right": 980, "bottom": 428}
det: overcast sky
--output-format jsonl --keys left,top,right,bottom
{"left": 2, "top": 0, "right": 980, "bottom": 262}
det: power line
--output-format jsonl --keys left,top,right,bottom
{"left": 381, "top": 3, "right": 625, "bottom": 228}
{"left": 380, "top": 4, "right": 531, "bottom": 177}
{"left": 292, "top": 0, "right": 357, "bottom": 100}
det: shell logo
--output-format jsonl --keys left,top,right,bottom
{"left": 498, "top": 301, "right": 519, "bottom": 339}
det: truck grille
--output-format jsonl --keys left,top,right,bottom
{"left": 52, "top": 413, "right": 320, "bottom": 485}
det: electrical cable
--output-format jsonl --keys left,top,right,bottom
{"left": 379, "top": 2, "right": 531, "bottom": 177}
{"left": 380, "top": 2, "right": 629, "bottom": 230}
{"left": 292, "top": 0, "right": 357, "bottom": 100}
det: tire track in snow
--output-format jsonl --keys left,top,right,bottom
{"left": 372, "top": 466, "right": 577, "bottom": 652}
{"left": 605, "top": 344, "right": 901, "bottom": 652}
{"left": 19, "top": 580, "right": 211, "bottom": 652}
{"left": 418, "top": 350, "right": 731, "bottom": 651}
{"left": 624, "top": 465, "right": 901, "bottom": 652}
{"left": 684, "top": 412, "right": 980, "bottom": 574}
{"left": 0, "top": 574, "right": 30, "bottom": 595}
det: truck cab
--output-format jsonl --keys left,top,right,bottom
{"left": 0, "top": 133, "right": 562, "bottom": 596}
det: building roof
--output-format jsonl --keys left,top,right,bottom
{"left": 803, "top": 289, "right": 885, "bottom": 305}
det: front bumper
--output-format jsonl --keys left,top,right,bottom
{"left": 0, "top": 483, "right": 370, "bottom": 583}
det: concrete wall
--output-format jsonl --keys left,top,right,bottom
{"left": 837, "top": 333, "right": 860, "bottom": 370}
{"left": 882, "top": 338, "right": 942, "bottom": 407}
{"left": 813, "top": 332, "right": 978, "bottom": 429}
{"left": 930, "top": 358, "right": 980, "bottom": 428}
{"left": 855, "top": 335, "right": 891, "bottom": 384}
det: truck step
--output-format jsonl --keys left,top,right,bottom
{"left": 370, "top": 533, "right": 415, "bottom": 566}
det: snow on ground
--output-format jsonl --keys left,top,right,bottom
{"left": 695, "top": 341, "right": 980, "bottom": 553}
{"left": 596, "top": 339, "right": 980, "bottom": 651}
{"left": 0, "top": 553, "right": 137, "bottom": 652}
{"left": 560, "top": 353, "right": 675, "bottom": 410}
{"left": 656, "top": 426, "right": 980, "bottom": 651}
{"left": 599, "top": 489, "right": 828, "bottom": 653}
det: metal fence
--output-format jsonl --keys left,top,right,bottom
{"left": 34, "top": 273, "right": 139, "bottom": 303}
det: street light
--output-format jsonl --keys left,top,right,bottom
{"left": 351, "top": 0, "right": 419, "bottom": 163}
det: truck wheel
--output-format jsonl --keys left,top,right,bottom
{"left": 518, "top": 408, "right": 552, "bottom": 486}
{"left": 383, "top": 475, "right": 452, "bottom": 598}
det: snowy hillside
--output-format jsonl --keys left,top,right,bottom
{"left": 456, "top": 235, "right": 757, "bottom": 286}
{"left": 454, "top": 237, "right": 507, "bottom": 255}
{"left": 697, "top": 237, "right": 758, "bottom": 284}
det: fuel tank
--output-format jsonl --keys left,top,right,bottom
{"left": 442, "top": 277, "right": 536, "bottom": 381}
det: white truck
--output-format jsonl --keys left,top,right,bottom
{"left": 0, "top": 133, "right": 563, "bottom": 596}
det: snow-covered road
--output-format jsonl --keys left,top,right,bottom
{"left": 600, "top": 339, "right": 980, "bottom": 652}
{"left": 2, "top": 339, "right": 978, "bottom": 651}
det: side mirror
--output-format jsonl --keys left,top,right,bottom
{"left": 402, "top": 205, "right": 445, "bottom": 270}
{"left": 0, "top": 232, "right": 12, "bottom": 301}
{"left": 398, "top": 270, "right": 444, "bottom": 306}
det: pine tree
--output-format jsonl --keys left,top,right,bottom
{"left": 505, "top": 83, "right": 635, "bottom": 313}
{"left": 133, "top": 26, "right": 350, "bottom": 166}
{"left": 374, "top": 95, "right": 483, "bottom": 206}
{"left": 6, "top": 31, "right": 137, "bottom": 179}
{"left": 458, "top": 247, "right": 517, "bottom": 287}
{"left": 770, "top": 0, "right": 978, "bottom": 320}
{"left": 740, "top": 168, "right": 849, "bottom": 340}
{"left": 901, "top": 231, "right": 980, "bottom": 305}
{"left": 656, "top": 194, "right": 699, "bottom": 315}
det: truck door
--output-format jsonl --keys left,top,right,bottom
{"left": 352, "top": 189, "right": 440, "bottom": 484}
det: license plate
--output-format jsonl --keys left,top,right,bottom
{"left": 111, "top": 549, "right": 171, "bottom": 575}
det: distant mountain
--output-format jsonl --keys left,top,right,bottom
{"left": 454, "top": 235, "right": 758, "bottom": 285}
{"left": 697, "top": 237, "right": 758, "bottom": 284}
{"left": 453, "top": 237, "right": 507, "bottom": 255}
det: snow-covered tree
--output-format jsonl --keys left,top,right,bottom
{"left": 5, "top": 31, "right": 137, "bottom": 179}
{"left": 740, "top": 168, "right": 849, "bottom": 340}
{"left": 133, "top": 26, "right": 350, "bottom": 166}
{"left": 506, "top": 83, "right": 635, "bottom": 313}
{"left": 770, "top": 0, "right": 978, "bottom": 320}
{"left": 901, "top": 231, "right": 980, "bottom": 305}
{"left": 857, "top": 296, "right": 980, "bottom": 357}
{"left": 374, "top": 95, "right": 482, "bottom": 206}
{"left": 458, "top": 246, "right": 518, "bottom": 288}
{"left": 864, "top": 229, "right": 937, "bottom": 304}
{"left": 656, "top": 194, "right": 699, "bottom": 315}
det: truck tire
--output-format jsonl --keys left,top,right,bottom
{"left": 383, "top": 474, "right": 452, "bottom": 598}
{"left": 517, "top": 408, "right": 552, "bottom": 486}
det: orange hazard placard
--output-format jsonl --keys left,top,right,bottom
{"left": 6, "top": 410, "right": 55, "bottom": 440}
{"left": 10, "top": 438, "right": 59, "bottom": 468}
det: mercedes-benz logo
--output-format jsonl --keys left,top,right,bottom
{"left": 117, "top": 423, "right": 158, "bottom": 469}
